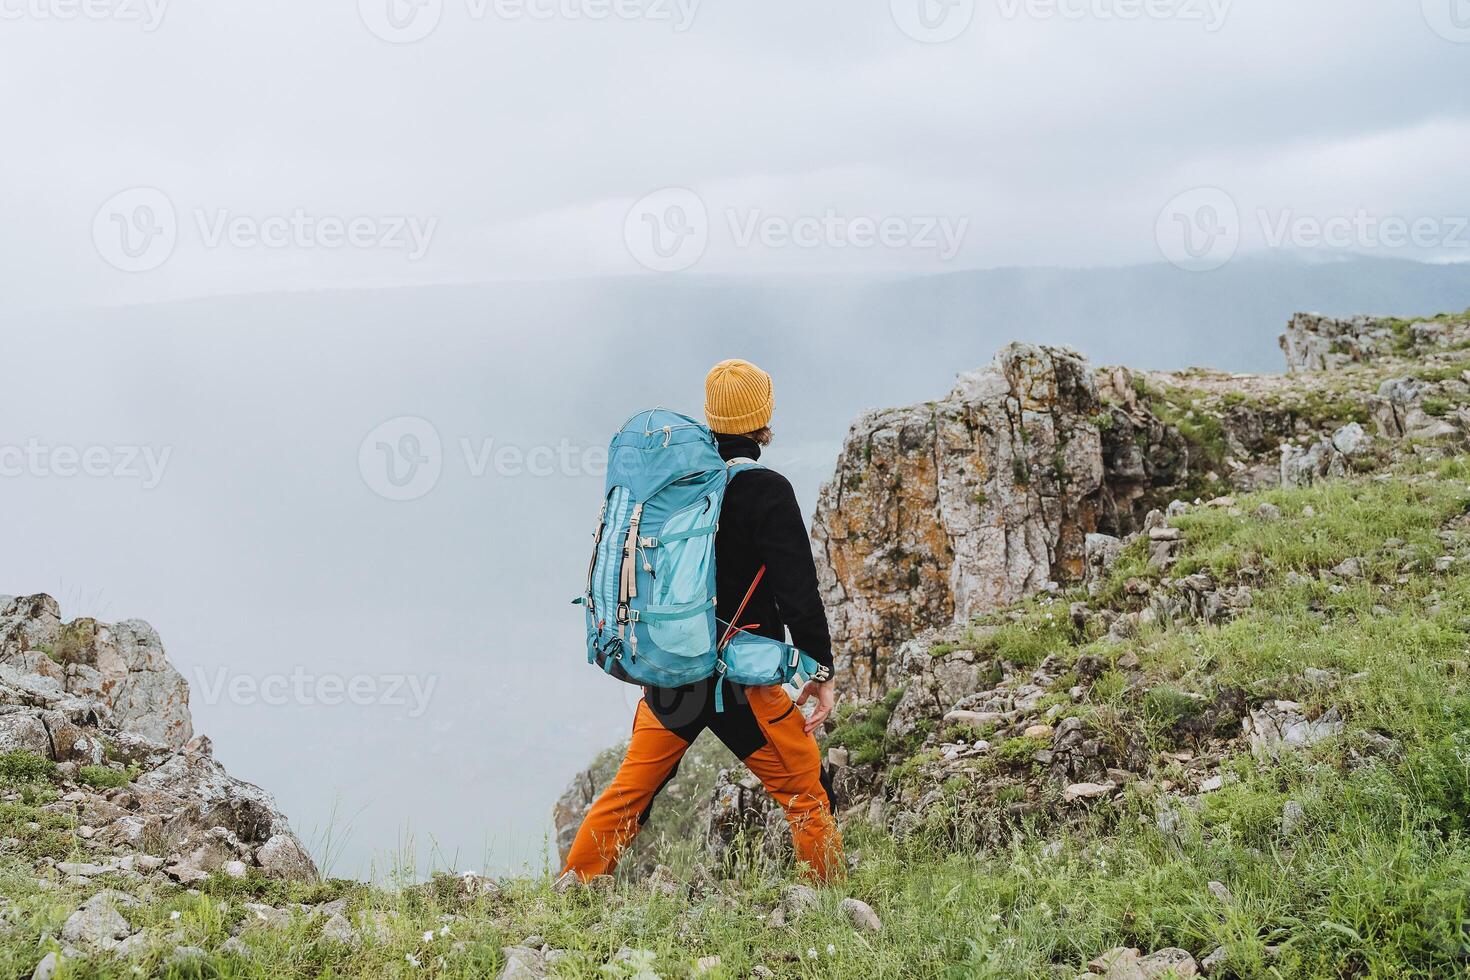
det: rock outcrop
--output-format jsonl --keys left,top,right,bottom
{"left": 813, "top": 345, "right": 1116, "bottom": 696}
{"left": 810, "top": 344, "right": 1206, "bottom": 695}
{"left": 0, "top": 594, "right": 317, "bottom": 882}
{"left": 0, "top": 595, "right": 192, "bottom": 748}
{"left": 1279, "top": 311, "right": 1470, "bottom": 373}
{"left": 812, "top": 312, "right": 1470, "bottom": 695}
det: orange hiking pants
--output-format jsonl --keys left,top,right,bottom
{"left": 563, "top": 681, "right": 843, "bottom": 881}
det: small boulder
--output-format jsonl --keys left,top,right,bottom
{"left": 1281, "top": 800, "right": 1305, "bottom": 836}
{"left": 498, "top": 945, "right": 547, "bottom": 980}
{"left": 1332, "top": 422, "right": 1372, "bottom": 457}
{"left": 319, "top": 913, "right": 360, "bottom": 947}
{"left": 1064, "top": 782, "right": 1115, "bottom": 803}
{"left": 60, "top": 892, "right": 134, "bottom": 951}
{"left": 256, "top": 834, "right": 318, "bottom": 882}
{"left": 30, "top": 952, "right": 61, "bottom": 980}
{"left": 840, "top": 897, "right": 882, "bottom": 933}
{"left": 1138, "top": 948, "right": 1198, "bottom": 978}
{"left": 781, "top": 884, "right": 820, "bottom": 921}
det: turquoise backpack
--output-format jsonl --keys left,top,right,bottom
{"left": 576, "top": 408, "right": 822, "bottom": 710}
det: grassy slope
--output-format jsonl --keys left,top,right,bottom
{"left": 4, "top": 457, "right": 1470, "bottom": 977}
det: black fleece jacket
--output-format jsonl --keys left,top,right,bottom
{"left": 711, "top": 433, "right": 833, "bottom": 670}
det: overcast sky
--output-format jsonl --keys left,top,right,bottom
{"left": 2, "top": 0, "right": 1468, "bottom": 311}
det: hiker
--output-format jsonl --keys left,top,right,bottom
{"left": 561, "top": 358, "right": 844, "bottom": 883}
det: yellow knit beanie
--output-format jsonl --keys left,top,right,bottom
{"left": 704, "top": 358, "right": 774, "bottom": 434}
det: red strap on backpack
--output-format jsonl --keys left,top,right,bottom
{"left": 718, "top": 565, "right": 766, "bottom": 651}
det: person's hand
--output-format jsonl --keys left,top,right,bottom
{"left": 796, "top": 679, "right": 836, "bottom": 734}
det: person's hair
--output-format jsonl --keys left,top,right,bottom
{"left": 744, "top": 426, "right": 774, "bottom": 446}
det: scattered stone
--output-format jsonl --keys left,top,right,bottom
{"left": 164, "top": 862, "right": 209, "bottom": 885}
{"left": 30, "top": 952, "right": 60, "bottom": 980}
{"left": 255, "top": 834, "right": 318, "bottom": 883}
{"left": 1200, "top": 946, "right": 1226, "bottom": 975}
{"left": 840, "top": 897, "right": 882, "bottom": 933}
{"left": 1139, "top": 948, "right": 1199, "bottom": 978}
{"left": 1279, "top": 799, "right": 1306, "bottom": 836}
{"left": 551, "top": 870, "right": 582, "bottom": 894}
{"left": 320, "top": 913, "right": 360, "bottom": 947}
{"left": 498, "top": 945, "right": 547, "bottom": 980}
{"left": 1024, "top": 724, "right": 1055, "bottom": 740}
{"left": 60, "top": 892, "right": 134, "bottom": 951}
{"left": 167, "top": 946, "right": 207, "bottom": 968}
{"left": 1088, "top": 947, "right": 1141, "bottom": 975}
{"left": 224, "top": 860, "right": 248, "bottom": 879}
{"left": 1332, "top": 422, "right": 1372, "bottom": 457}
{"left": 1331, "top": 557, "right": 1364, "bottom": 579}
{"left": 1063, "top": 782, "right": 1115, "bottom": 802}
{"left": 1199, "top": 775, "right": 1224, "bottom": 793}
{"left": 1207, "top": 880, "right": 1233, "bottom": 904}
{"left": 1254, "top": 502, "right": 1282, "bottom": 521}
{"left": 944, "top": 709, "right": 1007, "bottom": 727}
{"left": 694, "top": 954, "right": 722, "bottom": 974}
{"left": 238, "top": 903, "right": 292, "bottom": 932}
{"left": 218, "top": 935, "right": 254, "bottom": 959}
{"left": 1244, "top": 702, "right": 1345, "bottom": 758}
{"left": 647, "top": 864, "right": 681, "bottom": 898}
{"left": 781, "top": 884, "right": 820, "bottom": 921}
